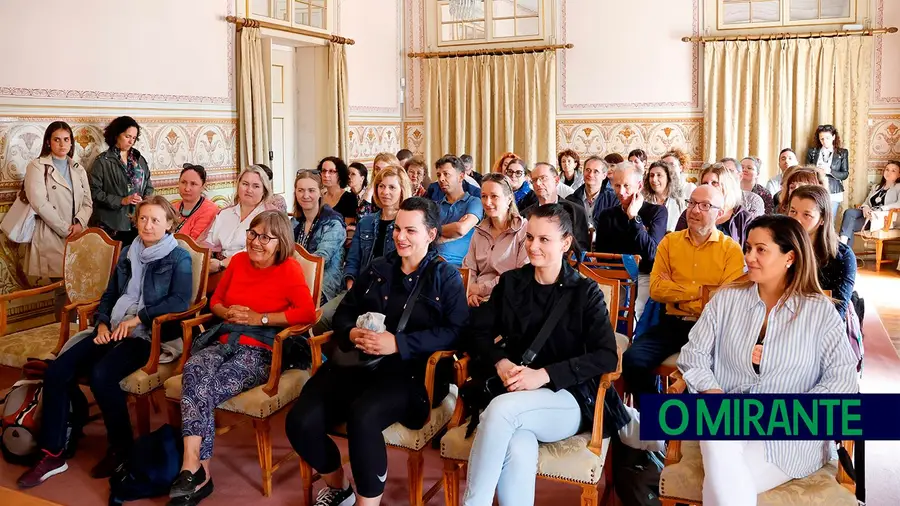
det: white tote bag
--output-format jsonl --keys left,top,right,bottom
{"left": 0, "top": 193, "right": 36, "bottom": 243}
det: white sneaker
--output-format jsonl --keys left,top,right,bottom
{"left": 618, "top": 404, "right": 666, "bottom": 452}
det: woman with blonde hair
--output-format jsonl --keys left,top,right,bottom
{"left": 678, "top": 214, "right": 858, "bottom": 506}
{"left": 358, "top": 152, "right": 401, "bottom": 217}
{"left": 642, "top": 160, "right": 687, "bottom": 232}
{"left": 204, "top": 165, "right": 276, "bottom": 274}
{"left": 675, "top": 163, "right": 754, "bottom": 246}
{"left": 463, "top": 174, "right": 529, "bottom": 307}
{"left": 293, "top": 170, "right": 347, "bottom": 303}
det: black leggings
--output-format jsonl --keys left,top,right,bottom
{"left": 285, "top": 361, "right": 429, "bottom": 498}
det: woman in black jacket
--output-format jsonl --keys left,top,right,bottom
{"left": 806, "top": 124, "right": 849, "bottom": 217}
{"left": 285, "top": 197, "right": 468, "bottom": 506}
{"left": 462, "top": 204, "right": 643, "bottom": 506}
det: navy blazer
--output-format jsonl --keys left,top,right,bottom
{"left": 594, "top": 202, "right": 667, "bottom": 274}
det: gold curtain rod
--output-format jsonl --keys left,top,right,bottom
{"left": 226, "top": 15, "right": 355, "bottom": 45}
{"left": 682, "top": 26, "right": 897, "bottom": 43}
{"left": 408, "top": 43, "right": 573, "bottom": 59}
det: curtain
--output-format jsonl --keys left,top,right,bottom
{"left": 424, "top": 52, "right": 556, "bottom": 174}
{"left": 327, "top": 42, "right": 350, "bottom": 160}
{"left": 704, "top": 36, "right": 872, "bottom": 206}
{"left": 237, "top": 26, "right": 271, "bottom": 169}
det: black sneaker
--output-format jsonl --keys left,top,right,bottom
{"left": 166, "top": 479, "right": 214, "bottom": 506}
{"left": 170, "top": 466, "right": 208, "bottom": 498}
{"left": 314, "top": 485, "right": 356, "bottom": 506}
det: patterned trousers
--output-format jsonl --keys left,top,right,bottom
{"left": 181, "top": 343, "right": 271, "bottom": 460}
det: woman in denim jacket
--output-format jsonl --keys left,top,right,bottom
{"left": 293, "top": 170, "right": 347, "bottom": 303}
{"left": 17, "top": 196, "right": 192, "bottom": 489}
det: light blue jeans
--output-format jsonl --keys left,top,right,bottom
{"left": 462, "top": 388, "right": 582, "bottom": 506}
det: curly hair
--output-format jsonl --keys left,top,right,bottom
{"left": 557, "top": 149, "right": 581, "bottom": 173}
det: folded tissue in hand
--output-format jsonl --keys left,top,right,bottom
{"left": 356, "top": 312, "right": 387, "bottom": 333}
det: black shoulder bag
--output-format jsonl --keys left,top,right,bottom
{"left": 460, "top": 289, "right": 573, "bottom": 438}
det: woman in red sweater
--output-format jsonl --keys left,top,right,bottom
{"left": 174, "top": 164, "right": 220, "bottom": 241}
{"left": 169, "top": 211, "right": 316, "bottom": 504}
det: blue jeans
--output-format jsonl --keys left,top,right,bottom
{"left": 831, "top": 200, "right": 840, "bottom": 218}
{"left": 463, "top": 388, "right": 582, "bottom": 506}
{"left": 840, "top": 208, "right": 866, "bottom": 247}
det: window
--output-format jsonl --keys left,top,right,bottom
{"left": 438, "top": 0, "right": 543, "bottom": 45}
{"left": 248, "top": 0, "right": 326, "bottom": 30}
{"left": 719, "top": 0, "right": 854, "bottom": 29}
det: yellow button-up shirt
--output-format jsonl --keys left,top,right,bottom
{"left": 649, "top": 228, "right": 745, "bottom": 316}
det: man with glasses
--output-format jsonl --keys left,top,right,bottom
{"left": 520, "top": 162, "right": 591, "bottom": 251}
{"left": 622, "top": 185, "right": 745, "bottom": 409}
{"left": 435, "top": 155, "right": 483, "bottom": 266}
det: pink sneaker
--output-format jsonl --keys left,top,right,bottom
{"left": 17, "top": 451, "right": 68, "bottom": 488}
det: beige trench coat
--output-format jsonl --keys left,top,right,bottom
{"left": 24, "top": 156, "right": 93, "bottom": 278}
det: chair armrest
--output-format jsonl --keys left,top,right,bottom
{"left": 175, "top": 313, "right": 216, "bottom": 374}
{"left": 77, "top": 302, "right": 101, "bottom": 331}
{"left": 665, "top": 440, "right": 683, "bottom": 466}
{"left": 836, "top": 440, "right": 856, "bottom": 489}
{"left": 0, "top": 281, "right": 65, "bottom": 336}
{"left": 588, "top": 346, "right": 623, "bottom": 457}
{"left": 308, "top": 330, "right": 333, "bottom": 375}
{"left": 261, "top": 310, "right": 322, "bottom": 397}
{"left": 153, "top": 299, "right": 207, "bottom": 325}
{"left": 447, "top": 355, "right": 470, "bottom": 429}
{"left": 141, "top": 300, "right": 209, "bottom": 375}
{"left": 424, "top": 350, "right": 457, "bottom": 407}
{"left": 52, "top": 300, "right": 88, "bottom": 354}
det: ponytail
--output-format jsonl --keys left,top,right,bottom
{"left": 529, "top": 203, "right": 582, "bottom": 266}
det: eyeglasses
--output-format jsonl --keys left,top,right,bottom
{"left": 504, "top": 169, "right": 525, "bottom": 178}
{"left": 247, "top": 229, "right": 278, "bottom": 245}
{"left": 687, "top": 200, "right": 720, "bottom": 212}
{"left": 320, "top": 168, "right": 338, "bottom": 175}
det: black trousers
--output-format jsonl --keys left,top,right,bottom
{"left": 285, "top": 361, "right": 429, "bottom": 498}
{"left": 622, "top": 313, "right": 695, "bottom": 410}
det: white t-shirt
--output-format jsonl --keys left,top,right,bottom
{"left": 205, "top": 202, "right": 268, "bottom": 258}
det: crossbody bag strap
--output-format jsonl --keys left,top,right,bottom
{"left": 521, "top": 289, "right": 573, "bottom": 366}
{"left": 396, "top": 258, "right": 440, "bottom": 334}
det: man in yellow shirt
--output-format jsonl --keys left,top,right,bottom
{"left": 623, "top": 185, "right": 745, "bottom": 408}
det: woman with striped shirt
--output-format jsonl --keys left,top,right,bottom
{"left": 677, "top": 215, "right": 858, "bottom": 506}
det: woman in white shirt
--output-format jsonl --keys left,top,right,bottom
{"left": 677, "top": 214, "right": 858, "bottom": 506}
{"left": 204, "top": 165, "right": 275, "bottom": 274}
{"left": 806, "top": 124, "right": 849, "bottom": 217}
{"left": 641, "top": 160, "right": 687, "bottom": 232}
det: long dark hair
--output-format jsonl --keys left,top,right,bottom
{"left": 40, "top": 121, "right": 75, "bottom": 158}
{"left": 813, "top": 124, "right": 843, "bottom": 150}
{"left": 787, "top": 185, "right": 838, "bottom": 265}
{"left": 349, "top": 162, "right": 368, "bottom": 191}
{"left": 317, "top": 156, "right": 349, "bottom": 188}
{"left": 879, "top": 160, "right": 900, "bottom": 188}
{"left": 528, "top": 203, "right": 583, "bottom": 266}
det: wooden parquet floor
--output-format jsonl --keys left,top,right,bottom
{"left": 855, "top": 268, "right": 900, "bottom": 355}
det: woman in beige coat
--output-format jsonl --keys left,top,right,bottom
{"left": 24, "top": 121, "right": 93, "bottom": 279}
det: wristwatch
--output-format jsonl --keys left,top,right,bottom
{"left": 633, "top": 215, "right": 643, "bottom": 226}
{"left": 261, "top": 314, "right": 269, "bottom": 326}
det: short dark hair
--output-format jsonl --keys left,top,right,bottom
{"left": 627, "top": 149, "right": 648, "bottom": 162}
{"left": 557, "top": 149, "right": 581, "bottom": 172}
{"left": 435, "top": 155, "right": 466, "bottom": 174}
{"left": 582, "top": 156, "right": 607, "bottom": 172}
{"left": 460, "top": 154, "right": 474, "bottom": 168}
{"left": 779, "top": 147, "right": 795, "bottom": 156}
{"left": 349, "top": 162, "right": 368, "bottom": 190}
{"left": 317, "top": 156, "right": 350, "bottom": 188}
{"left": 181, "top": 163, "right": 207, "bottom": 184}
{"left": 399, "top": 197, "right": 441, "bottom": 247}
{"left": 396, "top": 149, "right": 414, "bottom": 162}
{"left": 528, "top": 203, "right": 582, "bottom": 264}
{"left": 40, "top": 121, "right": 75, "bottom": 158}
{"left": 604, "top": 153, "right": 625, "bottom": 165}
{"left": 103, "top": 116, "right": 141, "bottom": 149}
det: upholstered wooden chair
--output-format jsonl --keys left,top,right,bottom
{"left": 163, "top": 244, "right": 324, "bottom": 497}
{"left": 298, "top": 332, "right": 458, "bottom": 506}
{"left": 856, "top": 207, "right": 900, "bottom": 272}
{"left": 579, "top": 253, "right": 641, "bottom": 339}
{"left": 0, "top": 228, "right": 120, "bottom": 368}
{"left": 440, "top": 269, "right": 627, "bottom": 506}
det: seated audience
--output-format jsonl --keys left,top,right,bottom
{"left": 678, "top": 214, "right": 858, "bottom": 506}
{"left": 170, "top": 211, "right": 315, "bottom": 504}
{"left": 405, "top": 156, "right": 429, "bottom": 197}
{"left": 566, "top": 156, "right": 617, "bottom": 228}
{"left": 628, "top": 148, "right": 648, "bottom": 173}
{"left": 766, "top": 148, "right": 799, "bottom": 195}
{"left": 463, "top": 204, "right": 637, "bottom": 506}
{"left": 642, "top": 160, "right": 688, "bottom": 232}
{"left": 24, "top": 121, "right": 92, "bottom": 281}
{"left": 425, "top": 169, "right": 482, "bottom": 201}
{"left": 739, "top": 157, "right": 775, "bottom": 214}
{"left": 662, "top": 148, "right": 697, "bottom": 197}
{"left": 698, "top": 161, "right": 764, "bottom": 219}
{"left": 89, "top": 116, "right": 153, "bottom": 244}
{"left": 839, "top": 160, "right": 900, "bottom": 247}
{"left": 204, "top": 165, "right": 275, "bottom": 274}
{"left": 492, "top": 152, "right": 520, "bottom": 174}
{"left": 293, "top": 171, "right": 347, "bottom": 303}
{"left": 623, "top": 185, "right": 744, "bottom": 409}
{"left": 461, "top": 153, "right": 482, "bottom": 186}
{"left": 807, "top": 124, "right": 849, "bottom": 217}
{"left": 318, "top": 156, "right": 359, "bottom": 222}
{"left": 17, "top": 197, "right": 192, "bottom": 488}
{"left": 463, "top": 173, "right": 529, "bottom": 307}
{"left": 359, "top": 153, "right": 400, "bottom": 217}
{"left": 789, "top": 186, "right": 857, "bottom": 320}
{"left": 435, "top": 155, "right": 484, "bottom": 266}
{"left": 285, "top": 198, "right": 467, "bottom": 506}
{"left": 346, "top": 162, "right": 369, "bottom": 247}
{"left": 558, "top": 148, "right": 583, "bottom": 190}
{"left": 774, "top": 168, "right": 826, "bottom": 214}
{"left": 521, "top": 163, "right": 591, "bottom": 252}
{"left": 676, "top": 163, "right": 754, "bottom": 246}
{"left": 254, "top": 164, "right": 288, "bottom": 213}
{"left": 504, "top": 157, "right": 535, "bottom": 208}
{"left": 594, "top": 163, "right": 667, "bottom": 322}
{"left": 396, "top": 149, "right": 413, "bottom": 166}
{"left": 174, "top": 164, "right": 219, "bottom": 240}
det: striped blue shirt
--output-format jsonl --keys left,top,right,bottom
{"left": 677, "top": 283, "right": 859, "bottom": 478}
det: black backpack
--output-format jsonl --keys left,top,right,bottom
{"left": 109, "top": 424, "right": 183, "bottom": 505}
{"left": 611, "top": 434, "right": 664, "bottom": 506}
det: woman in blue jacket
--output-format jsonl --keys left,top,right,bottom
{"left": 17, "top": 196, "right": 192, "bottom": 488}
{"left": 293, "top": 170, "right": 347, "bottom": 303}
{"left": 285, "top": 197, "right": 467, "bottom": 506}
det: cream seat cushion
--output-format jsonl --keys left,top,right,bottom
{"left": 0, "top": 323, "right": 79, "bottom": 368}
{"left": 661, "top": 352, "right": 679, "bottom": 369}
{"left": 121, "top": 362, "right": 179, "bottom": 395}
{"left": 858, "top": 228, "right": 900, "bottom": 240}
{"left": 441, "top": 424, "right": 610, "bottom": 484}
{"left": 659, "top": 441, "right": 857, "bottom": 505}
{"left": 615, "top": 332, "right": 630, "bottom": 352}
{"left": 165, "top": 369, "right": 311, "bottom": 418}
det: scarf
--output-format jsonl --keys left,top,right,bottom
{"left": 514, "top": 180, "right": 533, "bottom": 205}
{"left": 112, "top": 146, "right": 144, "bottom": 195}
{"left": 109, "top": 233, "right": 178, "bottom": 339}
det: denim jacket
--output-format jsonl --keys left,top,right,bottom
{"left": 293, "top": 205, "right": 347, "bottom": 302}
{"left": 95, "top": 243, "right": 193, "bottom": 340}
{"left": 343, "top": 211, "right": 396, "bottom": 285}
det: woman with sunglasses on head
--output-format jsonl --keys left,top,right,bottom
{"left": 678, "top": 215, "right": 858, "bottom": 506}
{"left": 293, "top": 170, "right": 347, "bottom": 303}
{"left": 170, "top": 211, "right": 316, "bottom": 505}
{"left": 464, "top": 174, "right": 529, "bottom": 307}
{"left": 174, "top": 164, "right": 219, "bottom": 241}
{"left": 807, "top": 124, "right": 850, "bottom": 217}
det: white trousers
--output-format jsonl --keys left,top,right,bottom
{"left": 699, "top": 440, "right": 792, "bottom": 506}
{"left": 634, "top": 273, "right": 651, "bottom": 324}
